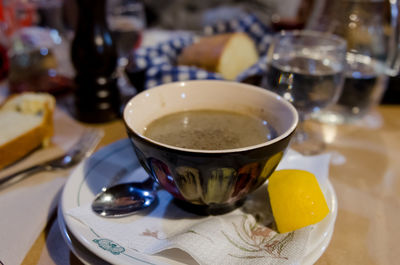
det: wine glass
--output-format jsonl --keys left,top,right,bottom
{"left": 263, "top": 30, "right": 346, "bottom": 155}
{"left": 107, "top": 0, "right": 146, "bottom": 67}
{"left": 107, "top": 0, "right": 146, "bottom": 97}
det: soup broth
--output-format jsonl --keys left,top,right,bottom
{"left": 144, "top": 109, "right": 277, "bottom": 150}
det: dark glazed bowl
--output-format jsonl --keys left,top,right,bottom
{"left": 123, "top": 80, "right": 298, "bottom": 214}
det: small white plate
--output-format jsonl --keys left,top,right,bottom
{"left": 60, "top": 139, "right": 337, "bottom": 265}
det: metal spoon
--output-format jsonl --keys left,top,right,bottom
{"left": 92, "top": 177, "right": 158, "bottom": 217}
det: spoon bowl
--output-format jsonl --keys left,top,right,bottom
{"left": 92, "top": 177, "right": 158, "bottom": 217}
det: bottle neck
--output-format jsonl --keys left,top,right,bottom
{"left": 71, "top": 0, "right": 117, "bottom": 74}
{"left": 76, "top": 0, "right": 108, "bottom": 26}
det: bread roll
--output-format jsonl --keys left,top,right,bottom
{"left": 177, "top": 33, "right": 259, "bottom": 80}
{"left": 0, "top": 92, "right": 55, "bottom": 169}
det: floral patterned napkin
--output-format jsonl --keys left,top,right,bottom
{"left": 67, "top": 151, "right": 332, "bottom": 265}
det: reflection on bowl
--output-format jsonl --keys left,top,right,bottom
{"left": 123, "top": 80, "right": 298, "bottom": 214}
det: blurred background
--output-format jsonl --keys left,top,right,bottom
{"left": 0, "top": 0, "right": 399, "bottom": 105}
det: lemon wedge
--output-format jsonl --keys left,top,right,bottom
{"left": 268, "top": 169, "right": 330, "bottom": 233}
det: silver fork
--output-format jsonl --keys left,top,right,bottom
{"left": 0, "top": 129, "right": 104, "bottom": 190}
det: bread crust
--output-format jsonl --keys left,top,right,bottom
{"left": 177, "top": 33, "right": 233, "bottom": 73}
{"left": 0, "top": 93, "right": 55, "bottom": 169}
{"left": 41, "top": 102, "right": 54, "bottom": 147}
{"left": 0, "top": 123, "right": 45, "bottom": 169}
{"left": 177, "top": 33, "right": 258, "bottom": 80}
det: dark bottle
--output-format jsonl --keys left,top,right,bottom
{"left": 0, "top": 43, "right": 9, "bottom": 81}
{"left": 71, "top": 0, "right": 121, "bottom": 123}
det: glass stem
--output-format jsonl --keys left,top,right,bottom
{"left": 295, "top": 112, "right": 308, "bottom": 143}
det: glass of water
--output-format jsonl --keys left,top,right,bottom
{"left": 263, "top": 30, "right": 347, "bottom": 154}
{"left": 307, "top": 0, "right": 400, "bottom": 124}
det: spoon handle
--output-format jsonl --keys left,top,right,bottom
{"left": 141, "top": 176, "right": 159, "bottom": 190}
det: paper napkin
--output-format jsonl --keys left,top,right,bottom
{"left": 0, "top": 108, "right": 93, "bottom": 265}
{"left": 67, "top": 151, "right": 331, "bottom": 265}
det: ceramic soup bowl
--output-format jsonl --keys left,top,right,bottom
{"left": 123, "top": 80, "right": 298, "bottom": 214}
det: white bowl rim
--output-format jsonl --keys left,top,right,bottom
{"left": 124, "top": 80, "right": 299, "bottom": 154}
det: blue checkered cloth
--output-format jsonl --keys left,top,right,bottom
{"left": 132, "top": 14, "right": 273, "bottom": 89}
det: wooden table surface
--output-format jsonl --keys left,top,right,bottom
{"left": 21, "top": 105, "right": 400, "bottom": 265}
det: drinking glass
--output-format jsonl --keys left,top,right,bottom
{"left": 263, "top": 30, "right": 347, "bottom": 154}
{"left": 107, "top": 0, "right": 146, "bottom": 67}
{"left": 307, "top": 0, "right": 400, "bottom": 124}
{"left": 107, "top": 0, "right": 146, "bottom": 98}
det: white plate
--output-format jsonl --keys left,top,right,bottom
{"left": 58, "top": 205, "right": 335, "bottom": 265}
{"left": 60, "top": 139, "right": 337, "bottom": 265}
{"left": 58, "top": 206, "right": 107, "bottom": 265}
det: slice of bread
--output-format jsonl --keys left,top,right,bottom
{"left": 177, "top": 33, "right": 259, "bottom": 80}
{"left": 0, "top": 92, "right": 55, "bottom": 169}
